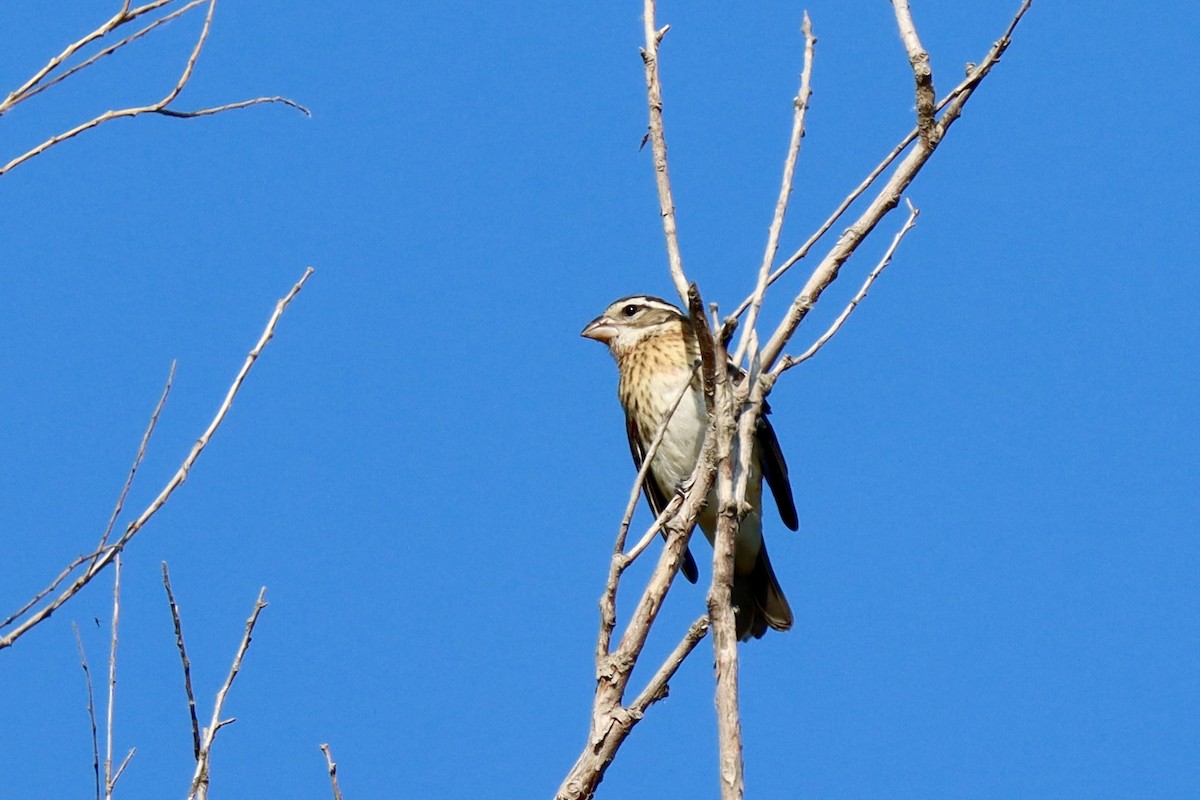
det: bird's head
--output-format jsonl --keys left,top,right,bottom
{"left": 580, "top": 295, "right": 689, "bottom": 355}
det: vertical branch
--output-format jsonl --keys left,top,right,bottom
{"left": 706, "top": 319, "right": 745, "bottom": 800}
{"left": 72, "top": 623, "right": 101, "bottom": 800}
{"left": 162, "top": 562, "right": 202, "bottom": 759}
{"left": 104, "top": 556, "right": 121, "bottom": 800}
{"left": 187, "top": 587, "right": 268, "bottom": 800}
{"left": 319, "top": 744, "right": 344, "bottom": 800}
{"left": 641, "top": 0, "right": 690, "bottom": 304}
{"left": 732, "top": 14, "right": 817, "bottom": 365}
{"left": 891, "top": 0, "right": 938, "bottom": 146}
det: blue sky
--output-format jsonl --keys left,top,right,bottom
{"left": 2, "top": 1, "right": 1197, "bottom": 797}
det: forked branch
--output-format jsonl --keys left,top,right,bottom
{"left": 187, "top": 588, "right": 268, "bottom": 800}
{"left": 564, "top": 3, "right": 1032, "bottom": 798}
{"left": 0, "top": 268, "right": 314, "bottom": 653}
{"left": 0, "top": 0, "right": 309, "bottom": 177}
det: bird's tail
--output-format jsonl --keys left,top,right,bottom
{"left": 732, "top": 543, "right": 793, "bottom": 641}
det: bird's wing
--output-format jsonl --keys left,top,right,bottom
{"left": 625, "top": 413, "right": 700, "bottom": 583}
{"left": 756, "top": 403, "right": 799, "bottom": 531}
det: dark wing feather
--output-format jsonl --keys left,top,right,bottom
{"left": 756, "top": 403, "right": 799, "bottom": 531}
{"left": 625, "top": 413, "right": 700, "bottom": 583}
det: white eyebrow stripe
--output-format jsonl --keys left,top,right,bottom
{"left": 613, "top": 296, "right": 684, "bottom": 315}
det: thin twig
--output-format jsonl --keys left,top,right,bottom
{"left": 155, "top": 96, "right": 311, "bottom": 118}
{"left": 20, "top": 1, "right": 208, "bottom": 106}
{"left": 111, "top": 749, "right": 136, "bottom": 790}
{"left": 1, "top": 550, "right": 100, "bottom": 631}
{"left": 162, "top": 562, "right": 201, "bottom": 759}
{"left": 72, "top": 623, "right": 101, "bottom": 800}
{"left": 598, "top": 363, "right": 698, "bottom": 660}
{"left": 0, "top": 0, "right": 307, "bottom": 177}
{"left": 188, "top": 587, "right": 268, "bottom": 800}
{"left": 759, "top": 0, "right": 1031, "bottom": 373}
{"left": 97, "top": 362, "right": 175, "bottom": 556}
{"left": 5, "top": 359, "right": 172, "bottom": 630}
{"left": 621, "top": 493, "right": 686, "bottom": 566}
{"left": 779, "top": 200, "right": 919, "bottom": 372}
{"left": 732, "top": 13, "right": 816, "bottom": 365}
{"left": 104, "top": 556, "right": 121, "bottom": 799}
{"left": 630, "top": 616, "right": 710, "bottom": 713}
{"left": 319, "top": 744, "right": 344, "bottom": 800}
{"left": 0, "top": 0, "right": 180, "bottom": 115}
{"left": 641, "top": 0, "right": 689, "bottom": 304}
{"left": 732, "top": 0, "right": 1030, "bottom": 320}
{"left": 0, "top": 267, "right": 314, "bottom": 652}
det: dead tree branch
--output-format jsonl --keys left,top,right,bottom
{"left": 104, "top": 557, "right": 123, "bottom": 799}
{"left": 187, "top": 587, "right": 268, "bottom": 800}
{"left": 72, "top": 623, "right": 102, "bottom": 800}
{"left": 162, "top": 562, "right": 202, "bottom": 759}
{"left": 732, "top": 0, "right": 1032, "bottom": 319}
{"left": 319, "top": 744, "right": 345, "bottom": 800}
{"left": 779, "top": 200, "right": 920, "bottom": 371}
{"left": 641, "top": 0, "right": 689, "bottom": 304}
{"left": 0, "top": 0, "right": 309, "bottom": 178}
{"left": 759, "top": 1, "right": 1032, "bottom": 374}
{"left": 892, "top": 0, "right": 938, "bottom": 146}
{"left": 565, "top": 2, "right": 1032, "bottom": 797}
{"left": 561, "top": 282, "right": 732, "bottom": 800}
{"left": 732, "top": 14, "right": 817, "bottom": 365}
{"left": 0, "top": 268, "right": 314, "bottom": 653}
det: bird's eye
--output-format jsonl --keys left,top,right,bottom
{"left": 621, "top": 304, "right": 639, "bottom": 318}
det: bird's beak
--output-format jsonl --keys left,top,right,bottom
{"left": 580, "top": 315, "right": 617, "bottom": 342}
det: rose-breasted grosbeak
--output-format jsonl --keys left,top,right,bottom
{"left": 582, "top": 295, "right": 798, "bottom": 640}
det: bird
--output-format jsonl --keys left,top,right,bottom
{"left": 581, "top": 294, "right": 798, "bottom": 640}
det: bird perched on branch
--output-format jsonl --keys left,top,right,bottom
{"left": 581, "top": 295, "right": 798, "bottom": 640}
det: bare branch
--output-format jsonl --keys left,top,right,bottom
{"left": 641, "top": 0, "right": 689, "bottom": 304}
{"left": 154, "top": 96, "right": 312, "bottom": 118}
{"left": 319, "top": 744, "right": 344, "bottom": 800}
{"left": 104, "top": 556, "right": 122, "bottom": 799}
{"left": 779, "top": 199, "right": 919, "bottom": 372}
{"left": 0, "top": 0, "right": 308, "bottom": 178}
{"left": 759, "top": 1, "right": 1032, "bottom": 372}
{"left": 0, "top": 267, "right": 314, "bottom": 652}
{"left": 621, "top": 493, "right": 685, "bottom": 566}
{"left": 630, "top": 615, "right": 710, "bottom": 712}
{"left": 98, "top": 361, "right": 175, "bottom": 556}
{"left": 1, "top": 550, "right": 100, "bottom": 632}
{"left": 891, "top": 0, "right": 938, "bottom": 146}
{"left": 162, "top": 562, "right": 201, "bottom": 759}
{"left": 111, "top": 749, "right": 136, "bottom": 791}
{"left": 19, "top": 1, "right": 208, "bottom": 107}
{"left": 732, "top": 14, "right": 817, "bottom": 365}
{"left": 565, "top": 4, "right": 1033, "bottom": 797}
{"left": 188, "top": 587, "right": 268, "bottom": 800}
{"left": 599, "top": 363, "right": 698, "bottom": 658}
{"left": 558, "top": 284, "right": 727, "bottom": 800}
{"left": 72, "top": 623, "right": 101, "bottom": 800}
{"left": 0, "top": 0, "right": 180, "bottom": 115}
{"left": 733, "top": 0, "right": 1031, "bottom": 318}
{"left": 160, "top": 0, "right": 217, "bottom": 109}
{"left": 707, "top": 321, "right": 745, "bottom": 800}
